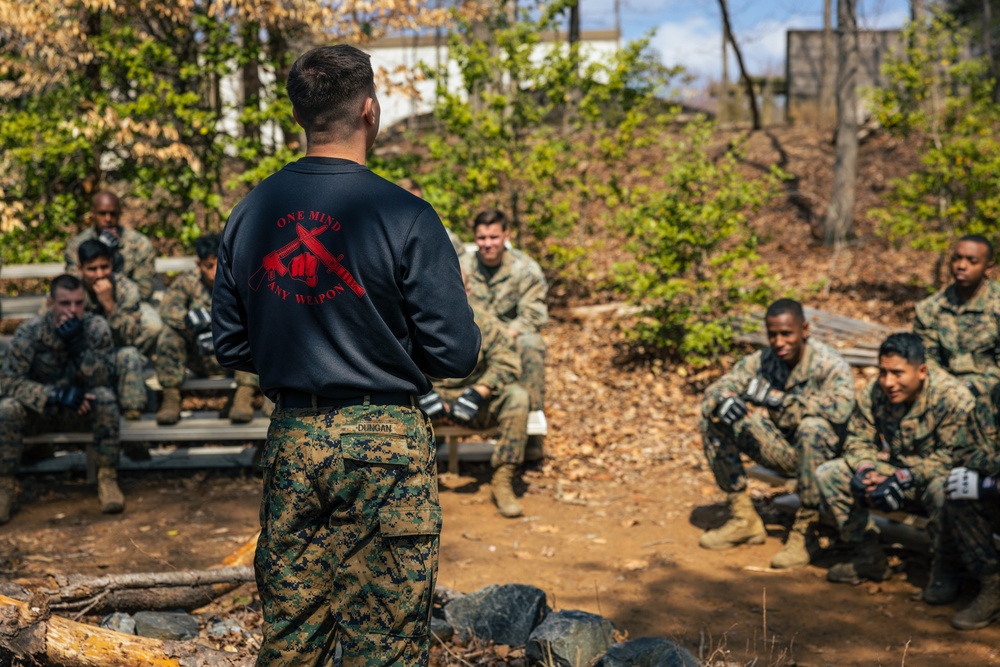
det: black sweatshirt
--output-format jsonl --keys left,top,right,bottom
{"left": 213, "top": 157, "right": 481, "bottom": 399}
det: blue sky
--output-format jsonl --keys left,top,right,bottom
{"left": 579, "top": 0, "right": 912, "bottom": 81}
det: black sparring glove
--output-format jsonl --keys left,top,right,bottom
{"left": 869, "top": 468, "right": 914, "bottom": 512}
{"left": 54, "top": 317, "right": 88, "bottom": 357}
{"left": 184, "top": 308, "right": 212, "bottom": 334}
{"left": 450, "top": 387, "right": 485, "bottom": 425}
{"left": 716, "top": 395, "right": 748, "bottom": 426}
{"left": 744, "top": 376, "right": 784, "bottom": 408}
{"left": 47, "top": 385, "right": 85, "bottom": 411}
{"left": 850, "top": 462, "right": 875, "bottom": 501}
{"left": 97, "top": 229, "right": 120, "bottom": 251}
{"left": 194, "top": 331, "right": 215, "bottom": 356}
{"left": 946, "top": 467, "right": 1000, "bottom": 501}
{"left": 418, "top": 391, "right": 447, "bottom": 420}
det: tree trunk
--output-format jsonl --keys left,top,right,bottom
{"left": 717, "top": 0, "right": 761, "bottom": 130}
{"left": 984, "top": 0, "right": 1000, "bottom": 103}
{"left": 820, "top": 0, "right": 835, "bottom": 126}
{"left": 10, "top": 533, "right": 258, "bottom": 616}
{"left": 241, "top": 23, "right": 262, "bottom": 145}
{"left": 563, "top": 0, "right": 581, "bottom": 130}
{"left": 911, "top": 0, "right": 925, "bottom": 22}
{"left": 0, "top": 592, "right": 254, "bottom": 667}
{"left": 823, "top": 0, "right": 859, "bottom": 245}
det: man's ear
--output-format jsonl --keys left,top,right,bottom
{"left": 801, "top": 320, "right": 811, "bottom": 339}
{"left": 362, "top": 97, "right": 376, "bottom": 126}
{"left": 292, "top": 107, "right": 304, "bottom": 129}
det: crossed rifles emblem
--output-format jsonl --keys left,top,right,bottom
{"left": 248, "top": 223, "right": 366, "bottom": 298}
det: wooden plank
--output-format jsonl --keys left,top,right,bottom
{"left": 0, "top": 295, "right": 45, "bottom": 317}
{"left": 0, "top": 257, "right": 197, "bottom": 281}
{"left": 22, "top": 412, "right": 269, "bottom": 445}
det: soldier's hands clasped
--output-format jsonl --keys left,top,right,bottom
{"left": 868, "top": 468, "right": 914, "bottom": 512}
{"left": 47, "top": 385, "right": 85, "bottom": 411}
{"left": 743, "top": 376, "right": 784, "bottom": 408}
{"left": 418, "top": 391, "right": 447, "bottom": 421}
{"left": 55, "top": 316, "right": 88, "bottom": 357}
{"left": 97, "top": 229, "right": 120, "bottom": 250}
{"left": 946, "top": 466, "right": 1000, "bottom": 500}
{"left": 716, "top": 395, "right": 748, "bottom": 426}
{"left": 850, "top": 462, "right": 876, "bottom": 500}
{"left": 450, "top": 387, "right": 485, "bottom": 425}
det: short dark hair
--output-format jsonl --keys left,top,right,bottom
{"left": 765, "top": 298, "right": 805, "bottom": 323}
{"left": 958, "top": 234, "right": 995, "bottom": 264}
{"left": 473, "top": 209, "right": 507, "bottom": 231}
{"left": 287, "top": 45, "right": 374, "bottom": 143}
{"left": 78, "top": 239, "right": 114, "bottom": 265}
{"left": 50, "top": 273, "right": 82, "bottom": 297}
{"left": 194, "top": 233, "right": 221, "bottom": 261}
{"left": 879, "top": 332, "right": 926, "bottom": 365}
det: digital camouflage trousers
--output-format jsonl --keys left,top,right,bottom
{"left": 815, "top": 458, "right": 947, "bottom": 548}
{"left": 701, "top": 412, "right": 841, "bottom": 508}
{"left": 516, "top": 333, "right": 546, "bottom": 412}
{"left": 944, "top": 499, "right": 1000, "bottom": 578}
{"left": 154, "top": 326, "right": 257, "bottom": 389}
{"left": 438, "top": 383, "right": 529, "bottom": 468}
{"left": 0, "top": 388, "right": 121, "bottom": 474}
{"left": 115, "top": 346, "right": 148, "bottom": 412}
{"left": 255, "top": 402, "right": 440, "bottom": 667}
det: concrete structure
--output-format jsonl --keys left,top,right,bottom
{"left": 368, "top": 29, "right": 621, "bottom": 129}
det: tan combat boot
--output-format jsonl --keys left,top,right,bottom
{"left": 0, "top": 475, "right": 18, "bottom": 524}
{"left": 699, "top": 491, "right": 767, "bottom": 550}
{"left": 229, "top": 386, "right": 256, "bottom": 424}
{"left": 156, "top": 388, "right": 182, "bottom": 425}
{"left": 952, "top": 573, "right": 1000, "bottom": 630}
{"left": 491, "top": 464, "right": 523, "bottom": 518}
{"left": 97, "top": 467, "right": 125, "bottom": 514}
{"left": 771, "top": 507, "right": 820, "bottom": 569}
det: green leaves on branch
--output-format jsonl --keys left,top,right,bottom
{"left": 612, "top": 124, "right": 779, "bottom": 367}
{"left": 869, "top": 8, "right": 1000, "bottom": 255}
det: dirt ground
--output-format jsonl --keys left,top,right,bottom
{"left": 2, "top": 126, "right": 998, "bottom": 666}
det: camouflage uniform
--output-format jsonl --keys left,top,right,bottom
{"left": 461, "top": 248, "right": 547, "bottom": 411}
{"left": 154, "top": 271, "right": 257, "bottom": 389}
{"left": 66, "top": 226, "right": 157, "bottom": 302}
{"left": 701, "top": 339, "right": 855, "bottom": 508}
{"left": 914, "top": 280, "right": 1000, "bottom": 398}
{"left": 256, "top": 402, "right": 439, "bottom": 667}
{"left": 434, "top": 309, "right": 528, "bottom": 468}
{"left": 0, "top": 312, "right": 120, "bottom": 473}
{"left": 816, "top": 369, "right": 974, "bottom": 546}
{"left": 946, "top": 385, "right": 1000, "bottom": 578}
{"left": 84, "top": 274, "right": 149, "bottom": 413}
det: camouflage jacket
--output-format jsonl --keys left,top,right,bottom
{"left": 84, "top": 274, "right": 143, "bottom": 348}
{"left": 434, "top": 308, "right": 520, "bottom": 398}
{"left": 65, "top": 226, "right": 157, "bottom": 302}
{"left": 913, "top": 279, "right": 1000, "bottom": 397}
{"left": 703, "top": 339, "right": 856, "bottom": 434}
{"left": 159, "top": 270, "right": 211, "bottom": 339}
{"left": 460, "top": 248, "right": 548, "bottom": 337}
{"left": 957, "top": 383, "right": 1000, "bottom": 476}
{"left": 843, "top": 368, "right": 974, "bottom": 485}
{"left": 1, "top": 312, "right": 114, "bottom": 413}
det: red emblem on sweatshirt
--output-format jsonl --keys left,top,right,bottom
{"left": 248, "top": 214, "right": 366, "bottom": 302}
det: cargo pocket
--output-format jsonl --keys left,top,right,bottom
{"left": 378, "top": 505, "right": 443, "bottom": 637}
{"left": 341, "top": 431, "right": 410, "bottom": 467}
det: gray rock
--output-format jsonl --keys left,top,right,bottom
{"left": 209, "top": 620, "right": 244, "bottom": 637}
{"left": 526, "top": 609, "right": 615, "bottom": 667}
{"left": 594, "top": 637, "right": 699, "bottom": 667}
{"left": 100, "top": 612, "right": 136, "bottom": 635}
{"left": 133, "top": 611, "right": 201, "bottom": 641}
{"left": 444, "top": 584, "right": 549, "bottom": 645}
{"left": 431, "top": 616, "right": 454, "bottom": 643}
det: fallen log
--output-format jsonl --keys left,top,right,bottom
{"left": 11, "top": 532, "right": 260, "bottom": 615}
{"left": 0, "top": 592, "right": 254, "bottom": 667}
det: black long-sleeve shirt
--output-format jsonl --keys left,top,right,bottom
{"left": 213, "top": 157, "right": 481, "bottom": 399}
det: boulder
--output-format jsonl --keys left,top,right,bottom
{"left": 526, "top": 609, "right": 615, "bottom": 667}
{"left": 430, "top": 616, "right": 454, "bottom": 643}
{"left": 133, "top": 610, "right": 201, "bottom": 641}
{"left": 444, "top": 584, "right": 549, "bottom": 645}
{"left": 100, "top": 612, "right": 136, "bottom": 635}
{"left": 594, "top": 637, "right": 699, "bottom": 667}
